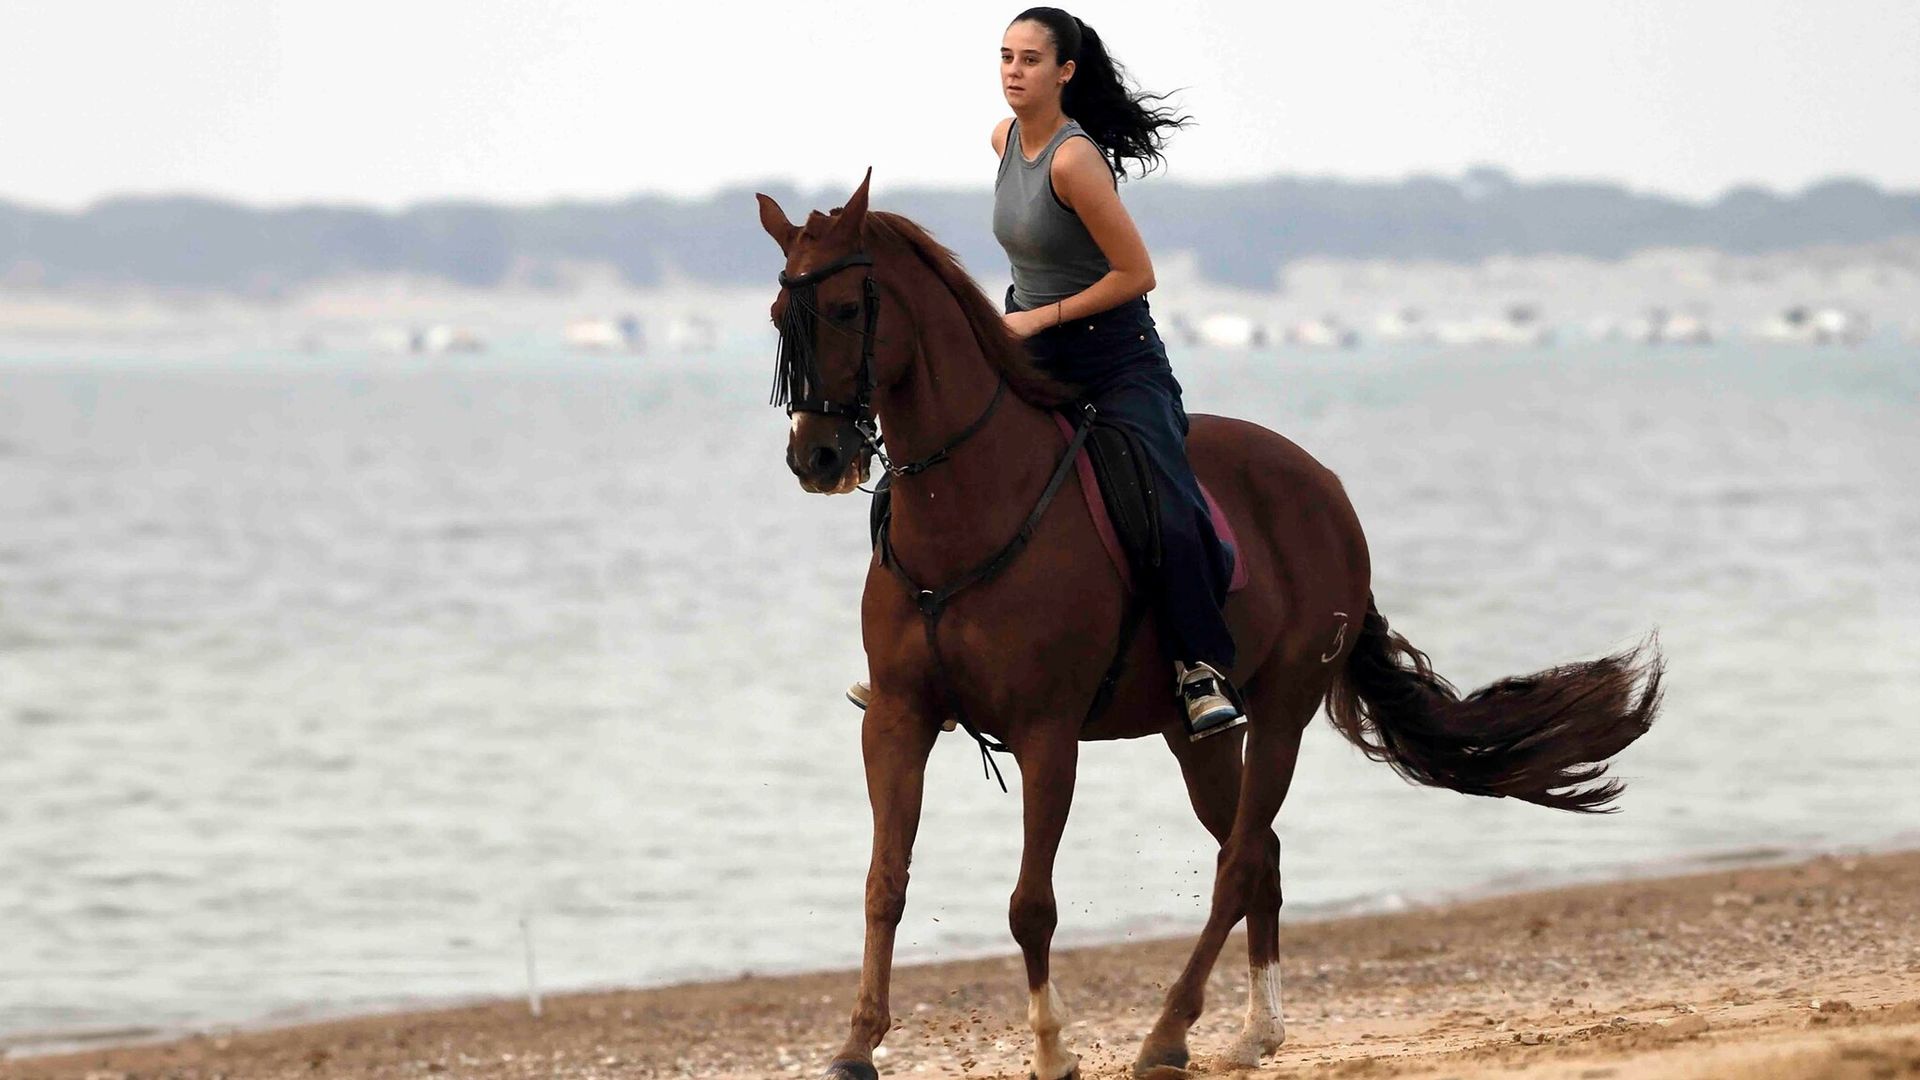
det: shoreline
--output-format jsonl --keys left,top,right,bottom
{"left": 7, "top": 849, "right": 1919, "bottom": 1078}
{"left": 0, "top": 840, "right": 1886, "bottom": 1061}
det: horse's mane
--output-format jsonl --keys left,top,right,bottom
{"left": 862, "top": 210, "right": 1078, "bottom": 408}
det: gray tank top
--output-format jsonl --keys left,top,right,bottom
{"left": 992, "top": 118, "right": 1116, "bottom": 310}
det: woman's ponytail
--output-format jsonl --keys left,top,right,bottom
{"left": 1012, "top": 7, "right": 1192, "bottom": 180}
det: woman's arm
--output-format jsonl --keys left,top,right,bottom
{"left": 1005, "top": 136, "right": 1155, "bottom": 338}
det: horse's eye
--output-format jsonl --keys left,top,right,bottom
{"left": 829, "top": 303, "right": 861, "bottom": 322}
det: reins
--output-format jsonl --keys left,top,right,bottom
{"left": 773, "top": 247, "right": 1103, "bottom": 790}
{"left": 866, "top": 378, "right": 1006, "bottom": 479}
{"left": 773, "top": 250, "right": 1007, "bottom": 480}
{"left": 877, "top": 403, "right": 1097, "bottom": 790}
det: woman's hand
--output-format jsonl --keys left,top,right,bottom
{"left": 1003, "top": 307, "right": 1057, "bottom": 339}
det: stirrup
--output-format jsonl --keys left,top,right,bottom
{"left": 847, "top": 679, "right": 957, "bottom": 732}
{"left": 1176, "top": 661, "right": 1247, "bottom": 742}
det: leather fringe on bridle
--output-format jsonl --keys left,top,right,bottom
{"left": 770, "top": 282, "right": 825, "bottom": 410}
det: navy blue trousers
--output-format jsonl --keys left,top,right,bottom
{"left": 1009, "top": 286, "right": 1237, "bottom": 672}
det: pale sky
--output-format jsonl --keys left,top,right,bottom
{"left": 3, "top": 0, "right": 1917, "bottom": 211}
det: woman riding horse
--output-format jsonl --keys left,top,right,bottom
{"left": 851, "top": 6, "right": 1244, "bottom": 740}
{"left": 761, "top": 9, "right": 1662, "bottom": 1080}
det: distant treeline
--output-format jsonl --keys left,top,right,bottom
{"left": 2, "top": 168, "right": 1916, "bottom": 294}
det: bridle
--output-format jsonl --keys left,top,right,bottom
{"left": 771, "top": 243, "right": 1129, "bottom": 793}
{"left": 772, "top": 249, "right": 1005, "bottom": 479}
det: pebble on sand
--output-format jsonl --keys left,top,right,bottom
{"left": 1659, "top": 1013, "right": 1711, "bottom": 1038}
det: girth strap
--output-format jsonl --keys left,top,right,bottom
{"left": 878, "top": 403, "right": 1097, "bottom": 790}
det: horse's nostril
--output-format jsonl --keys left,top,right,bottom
{"left": 808, "top": 445, "right": 842, "bottom": 477}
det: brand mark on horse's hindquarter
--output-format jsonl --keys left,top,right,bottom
{"left": 1321, "top": 613, "right": 1350, "bottom": 663}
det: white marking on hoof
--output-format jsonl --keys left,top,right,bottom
{"left": 1027, "top": 981, "right": 1080, "bottom": 1080}
{"left": 1220, "top": 963, "right": 1285, "bottom": 1067}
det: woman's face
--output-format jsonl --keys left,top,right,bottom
{"left": 1001, "top": 19, "right": 1072, "bottom": 109}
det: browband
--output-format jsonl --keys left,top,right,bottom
{"left": 778, "top": 252, "right": 874, "bottom": 288}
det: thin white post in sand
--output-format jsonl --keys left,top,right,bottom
{"left": 520, "top": 908, "right": 543, "bottom": 1018}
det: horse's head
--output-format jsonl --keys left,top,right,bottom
{"left": 758, "top": 168, "right": 909, "bottom": 494}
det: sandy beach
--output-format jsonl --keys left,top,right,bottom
{"left": 6, "top": 850, "right": 1917, "bottom": 1079}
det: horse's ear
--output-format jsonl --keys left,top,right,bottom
{"left": 825, "top": 167, "right": 872, "bottom": 247}
{"left": 756, "top": 193, "right": 799, "bottom": 253}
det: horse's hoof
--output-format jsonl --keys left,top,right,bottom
{"left": 822, "top": 1061, "right": 879, "bottom": 1080}
{"left": 1219, "top": 1025, "right": 1285, "bottom": 1068}
{"left": 1029, "top": 1070, "right": 1081, "bottom": 1080}
{"left": 1131, "top": 1043, "right": 1191, "bottom": 1079}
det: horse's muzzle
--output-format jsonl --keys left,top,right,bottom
{"left": 787, "top": 416, "right": 869, "bottom": 494}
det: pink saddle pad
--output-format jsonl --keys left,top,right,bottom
{"left": 1053, "top": 414, "right": 1248, "bottom": 594}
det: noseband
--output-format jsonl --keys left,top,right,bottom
{"left": 772, "top": 250, "right": 1005, "bottom": 478}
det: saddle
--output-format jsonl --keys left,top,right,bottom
{"left": 865, "top": 408, "right": 1245, "bottom": 745}
{"left": 867, "top": 411, "right": 1244, "bottom": 597}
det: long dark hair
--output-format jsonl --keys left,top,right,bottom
{"left": 1011, "top": 7, "right": 1192, "bottom": 180}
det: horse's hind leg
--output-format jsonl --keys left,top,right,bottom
{"left": 1162, "top": 727, "right": 1286, "bottom": 1071}
{"left": 1220, "top": 821, "right": 1287, "bottom": 1071}
{"left": 1135, "top": 683, "right": 1312, "bottom": 1077}
{"left": 1009, "top": 726, "right": 1083, "bottom": 1080}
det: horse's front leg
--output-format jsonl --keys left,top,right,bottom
{"left": 825, "top": 701, "right": 940, "bottom": 1080}
{"left": 1009, "top": 726, "right": 1082, "bottom": 1080}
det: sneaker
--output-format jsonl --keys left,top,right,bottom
{"left": 846, "top": 679, "right": 872, "bottom": 710}
{"left": 1176, "top": 661, "right": 1247, "bottom": 742}
{"left": 847, "top": 679, "right": 957, "bottom": 732}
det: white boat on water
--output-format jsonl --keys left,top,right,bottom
{"left": 1194, "top": 312, "right": 1269, "bottom": 349}
{"left": 565, "top": 315, "right": 644, "bottom": 352}
{"left": 1756, "top": 306, "right": 1869, "bottom": 346}
{"left": 371, "top": 326, "right": 419, "bottom": 354}
{"left": 1435, "top": 305, "right": 1553, "bottom": 347}
{"left": 422, "top": 325, "right": 484, "bottom": 354}
{"left": 1660, "top": 312, "right": 1714, "bottom": 345}
{"left": 1284, "top": 315, "right": 1359, "bottom": 349}
{"left": 1375, "top": 307, "right": 1435, "bottom": 345}
{"left": 371, "top": 325, "right": 485, "bottom": 354}
{"left": 1607, "top": 308, "right": 1715, "bottom": 345}
{"left": 662, "top": 314, "right": 718, "bottom": 353}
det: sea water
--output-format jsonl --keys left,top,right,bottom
{"left": 2, "top": 339, "right": 1917, "bottom": 1047}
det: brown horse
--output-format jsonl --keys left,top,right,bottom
{"left": 758, "top": 170, "right": 1663, "bottom": 1080}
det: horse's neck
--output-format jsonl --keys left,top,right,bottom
{"left": 877, "top": 289, "right": 1062, "bottom": 581}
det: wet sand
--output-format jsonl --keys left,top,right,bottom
{"left": 8, "top": 851, "right": 1919, "bottom": 1079}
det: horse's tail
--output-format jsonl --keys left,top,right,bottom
{"left": 1324, "top": 595, "right": 1664, "bottom": 813}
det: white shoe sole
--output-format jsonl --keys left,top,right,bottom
{"left": 1188, "top": 712, "right": 1249, "bottom": 743}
